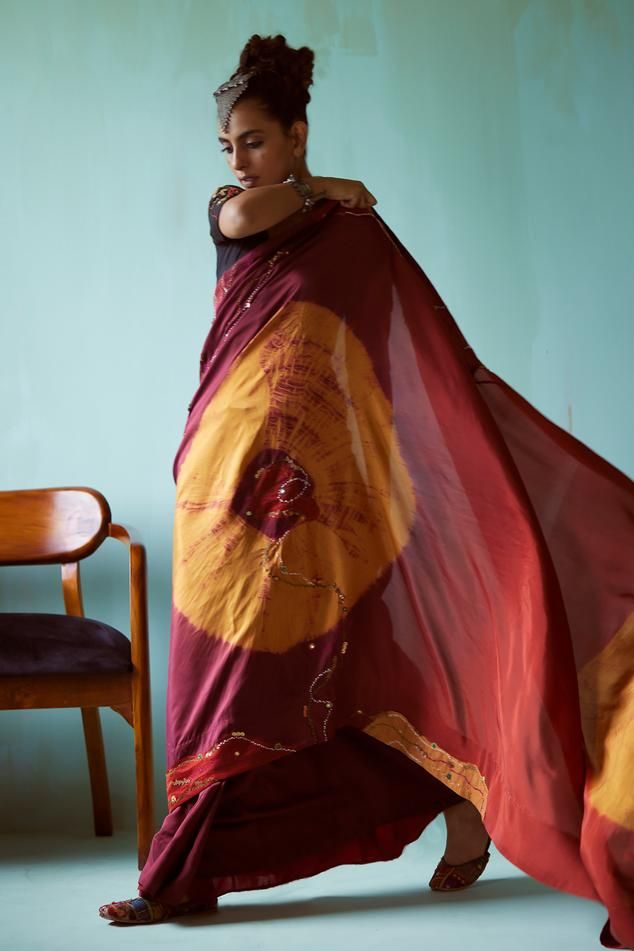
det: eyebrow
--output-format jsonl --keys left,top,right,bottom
{"left": 218, "top": 128, "right": 265, "bottom": 143}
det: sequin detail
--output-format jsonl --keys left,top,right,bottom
{"left": 261, "top": 520, "right": 349, "bottom": 742}
{"left": 166, "top": 731, "right": 298, "bottom": 810}
{"left": 203, "top": 249, "right": 290, "bottom": 372}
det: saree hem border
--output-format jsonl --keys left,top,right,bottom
{"left": 362, "top": 710, "right": 488, "bottom": 817}
{"left": 164, "top": 711, "right": 488, "bottom": 815}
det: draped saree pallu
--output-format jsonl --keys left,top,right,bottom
{"left": 138, "top": 199, "right": 634, "bottom": 948}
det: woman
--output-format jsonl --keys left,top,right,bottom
{"left": 99, "top": 36, "right": 634, "bottom": 948}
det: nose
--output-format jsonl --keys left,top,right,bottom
{"left": 229, "top": 145, "right": 247, "bottom": 171}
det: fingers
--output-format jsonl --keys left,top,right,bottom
{"left": 357, "top": 185, "right": 377, "bottom": 208}
{"left": 337, "top": 183, "right": 377, "bottom": 209}
{"left": 357, "top": 188, "right": 377, "bottom": 209}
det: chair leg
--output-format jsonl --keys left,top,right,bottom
{"left": 81, "top": 707, "right": 113, "bottom": 837}
{"left": 132, "top": 689, "right": 155, "bottom": 870}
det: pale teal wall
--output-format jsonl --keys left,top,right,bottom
{"left": 1, "top": 0, "right": 632, "bottom": 833}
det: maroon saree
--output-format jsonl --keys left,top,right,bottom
{"left": 138, "top": 199, "right": 634, "bottom": 948}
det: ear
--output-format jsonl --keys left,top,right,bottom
{"left": 291, "top": 120, "right": 308, "bottom": 157}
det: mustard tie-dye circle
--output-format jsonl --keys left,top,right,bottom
{"left": 173, "top": 301, "right": 416, "bottom": 654}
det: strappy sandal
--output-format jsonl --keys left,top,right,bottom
{"left": 98, "top": 895, "right": 217, "bottom": 924}
{"left": 428, "top": 836, "right": 492, "bottom": 891}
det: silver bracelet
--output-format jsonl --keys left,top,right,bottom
{"left": 282, "top": 172, "right": 316, "bottom": 213}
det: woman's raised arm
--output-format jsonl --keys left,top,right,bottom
{"left": 219, "top": 177, "right": 377, "bottom": 239}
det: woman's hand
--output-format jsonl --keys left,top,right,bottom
{"left": 308, "top": 176, "right": 377, "bottom": 209}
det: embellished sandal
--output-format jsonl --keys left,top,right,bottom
{"left": 98, "top": 895, "right": 217, "bottom": 924}
{"left": 429, "top": 837, "right": 491, "bottom": 891}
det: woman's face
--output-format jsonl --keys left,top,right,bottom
{"left": 217, "top": 98, "right": 307, "bottom": 189}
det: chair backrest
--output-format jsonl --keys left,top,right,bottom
{"left": 0, "top": 487, "right": 111, "bottom": 565}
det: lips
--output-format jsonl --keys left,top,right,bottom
{"left": 239, "top": 177, "right": 258, "bottom": 187}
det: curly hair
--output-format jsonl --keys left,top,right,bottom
{"left": 230, "top": 34, "right": 315, "bottom": 128}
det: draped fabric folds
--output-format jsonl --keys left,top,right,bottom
{"left": 138, "top": 200, "right": 634, "bottom": 948}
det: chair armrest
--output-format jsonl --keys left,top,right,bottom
{"left": 108, "top": 522, "right": 145, "bottom": 547}
{"left": 107, "top": 523, "right": 150, "bottom": 683}
{"left": 108, "top": 522, "right": 154, "bottom": 845}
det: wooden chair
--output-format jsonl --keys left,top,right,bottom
{"left": 0, "top": 486, "right": 154, "bottom": 870}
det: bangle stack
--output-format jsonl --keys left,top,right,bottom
{"left": 281, "top": 173, "right": 319, "bottom": 213}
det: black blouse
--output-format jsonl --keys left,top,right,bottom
{"left": 208, "top": 185, "right": 268, "bottom": 280}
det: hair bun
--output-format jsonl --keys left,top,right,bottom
{"left": 237, "top": 34, "right": 314, "bottom": 92}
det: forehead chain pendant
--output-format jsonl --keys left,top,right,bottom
{"left": 213, "top": 69, "right": 257, "bottom": 132}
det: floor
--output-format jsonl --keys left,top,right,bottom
{"left": 1, "top": 818, "right": 608, "bottom": 951}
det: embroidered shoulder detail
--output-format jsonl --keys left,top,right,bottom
{"left": 208, "top": 185, "right": 243, "bottom": 244}
{"left": 209, "top": 184, "right": 242, "bottom": 208}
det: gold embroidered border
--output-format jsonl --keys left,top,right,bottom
{"left": 363, "top": 710, "right": 488, "bottom": 817}
{"left": 165, "top": 731, "right": 297, "bottom": 810}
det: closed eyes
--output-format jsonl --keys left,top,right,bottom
{"left": 220, "top": 141, "right": 263, "bottom": 154}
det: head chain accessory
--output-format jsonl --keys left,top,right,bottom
{"left": 213, "top": 69, "right": 257, "bottom": 132}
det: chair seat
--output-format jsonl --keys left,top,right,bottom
{"left": 0, "top": 613, "right": 132, "bottom": 676}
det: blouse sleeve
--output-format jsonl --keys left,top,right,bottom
{"left": 208, "top": 184, "right": 243, "bottom": 244}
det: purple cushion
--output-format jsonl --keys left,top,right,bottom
{"left": 0, "top": 613, "right": 132, "bottom": 676}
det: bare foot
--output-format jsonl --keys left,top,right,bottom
{"left": 442, "top": 800, "right": 490, "bottom": 865}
